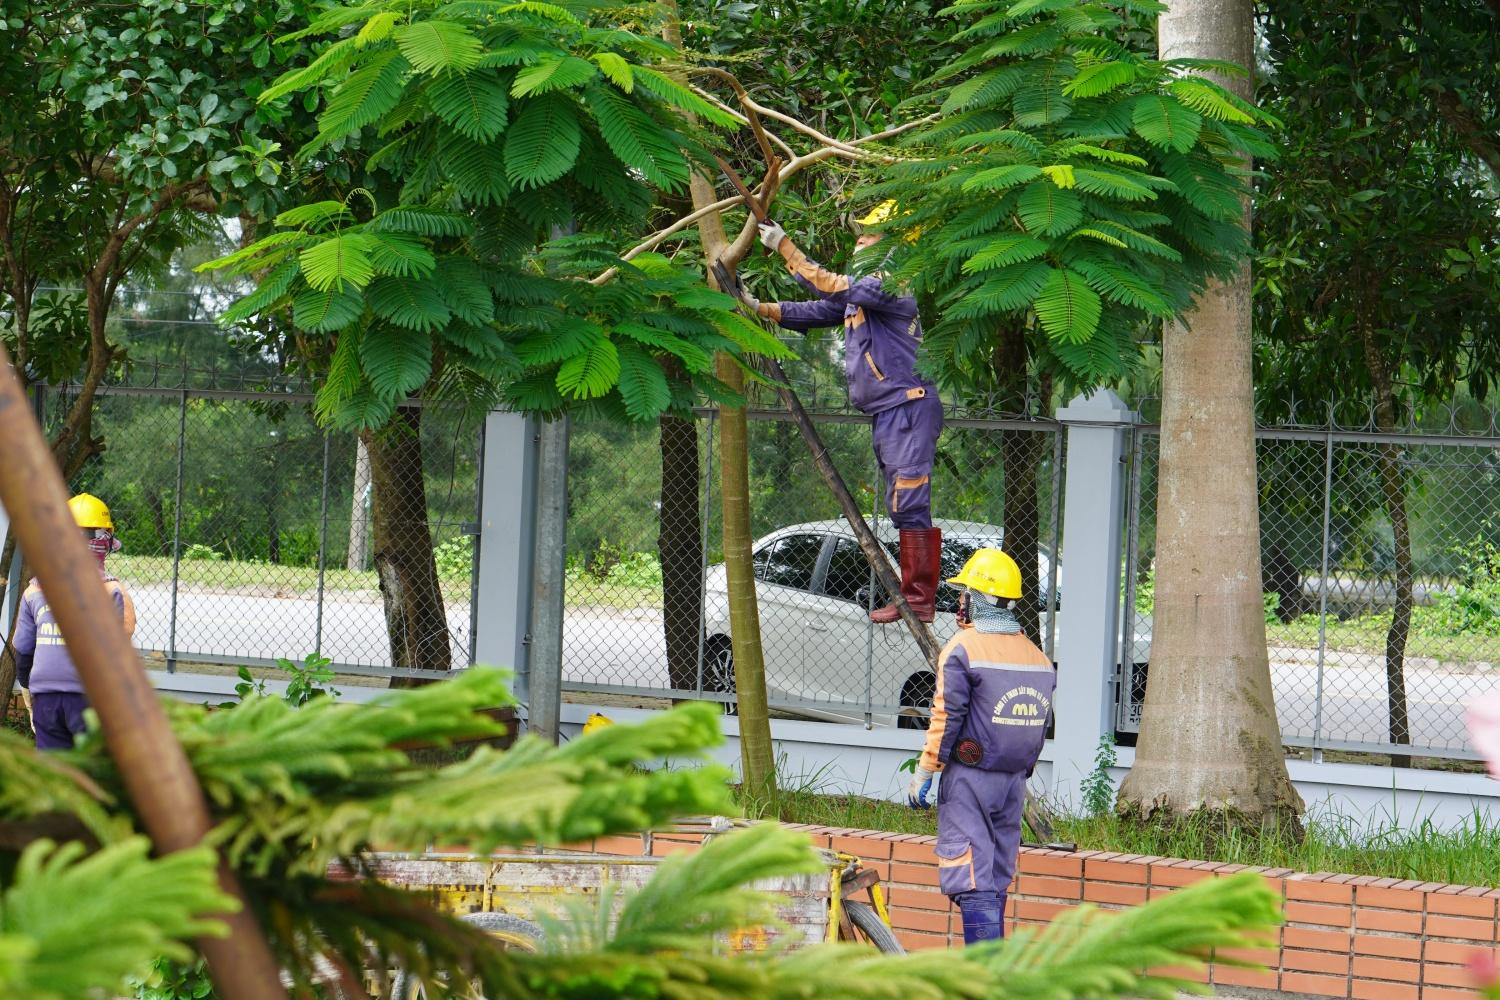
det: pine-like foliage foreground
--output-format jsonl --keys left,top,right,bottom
{"left": 0, "top": 670, "right": 1279, "bottom": 997}
{"left": 878, "top": 0, "right": 1278, "bottom": 390}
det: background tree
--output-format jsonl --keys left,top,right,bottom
{"left": 1254, "top": 0, "right": 1500, "bottom": 766}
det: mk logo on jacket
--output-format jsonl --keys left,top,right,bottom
{"left": 992, "top": 686, "right": 1051, "bottom": 726}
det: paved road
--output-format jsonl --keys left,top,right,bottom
{"left": 129, "top": 587, "right": 1498, "bottom": 752}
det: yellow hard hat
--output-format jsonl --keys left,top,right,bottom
{"left": 856, "top": 200, "right": 900, "bottom": 226}
{"left": 582, "top": 712, "right": 613, "bottom": 735}
{"left": 947, "top": 547, "right": 1022, "bottom": 600}
{"left": 67, "top": 493, "right": 113, "bottom": 531}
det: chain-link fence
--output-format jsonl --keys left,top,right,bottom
{"left": 560, "top": 399, "right": 1065, "bottom": 725}
{"left": 1120, "top": 404, "right": 1500, "bottom": 760}
{"left": 21, "top": 370, "right": 481, "bottom": 677}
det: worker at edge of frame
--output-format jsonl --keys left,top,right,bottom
{"left": 904, "top": 547, "right": 1056, "bottom": 945}
{"left": 727, "top": 200, "right": 944, "bottom": 625}
{"left": 14, "top": 493, "right": 136, "bottom": 750}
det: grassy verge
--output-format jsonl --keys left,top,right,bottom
{"left": 1269, "top": 615, "right": 1500, "bottom": 665}
{"left": 109, "top": 554, "right": 471, "bottom": 601}
{"left": 747, "top": 784, "right": 1500, "bottom": 886}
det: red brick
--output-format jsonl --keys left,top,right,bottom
{"left": 593, "top": 834, "right": 646, "bottom": 856}
{"left": 1083, "top": 881, "right": 1149, "bottom": 906}
{"left": 650, "top": 840, "right": 699, "bottom": 857}
{"left": 1428, "top": 894, "right": 1497, "bottom": 920}
{"left": 891, "top": 863, "right": 941, "bottom": 888}
{"left": 1289, "top": 879, "right": 1357, "bottom": 904}
{"left": 895, "top": 929, "right": 948, "bottom": 951}
{"left": 834, "top": 835, "right": 891, "bottom": 860}
{"left": 887, "top": 886, "right": 949, "bottom": 912}
{"left": 1147, "top": 965, "right": 1210, "bottom": 985}
{"left": 1214, "top": 965, "right": 1280, "bottom": 990}
{"left": 1016, "top": 875, "right": 1083, "bottom": 900}
{"left": 1152, "top": 863, "right": 1215, "bottom": 888}
{"left": 1287, "top": 901, "right": 1355, "bottom": 928}
{"left": 1014, "top": 898, "right": 1078, "bottom": 923}
{"left": 1350, "top": 980, "right": 1418, "bottom": 1000}
{"left": 1357, "top": 908, "right": 1424, "bottom": 935}
{"left": 1353, "top": 957, "right": 1420, "bottom": 983}
{"left": 1217, "top": 945, "right": 1280, "bottom": 967}
{"left": 1354, "top": 933, "right": 1422, "bottom": 961}
{"left": 1085, "top": 858, "right": 1150, "bottom": 883}
{"left": 1425, "top": 941, "right": 1487, "bottom": 966}
{"left": 1281, "top": 971, "right": 1352, "bottom": 997}
{"left": 1356, "top": 887, "right": 1427, "bottom": 911}
{"left": 1285, "top": 950, "right": 1352, "bottom": 976}
{"left": 1018, "top": 851, "right": 1083, "bottom": 878}
{"left": 1423, "top": 963, "right": 1482, "bottom": 989}
{"left": 1426, "top": 915, "right": 1496, "bottom": 942}
{"left": 892, "top": 841, "right": 937, "bottom": 864}
{"left": 1286, "top": 927, "right": 1355, "bottom": 952}
{"left": 889, "top": 906, "right": 950, "bottom": 934}
{"left": 1422, "top": 988, "right": 1482, "bottom": 1000}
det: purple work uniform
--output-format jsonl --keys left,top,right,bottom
{"left": 14, "top": 573, "right": 135, "bottom": 749}
{"left": 919, "top": 626, "right": 1056, "bottom": 937}
{"left": 758, "top": 240, "right": 943, "bottom": 528}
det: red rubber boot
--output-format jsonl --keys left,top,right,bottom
{"left": 870, "top": 527, "right": 941, "bottom": 624}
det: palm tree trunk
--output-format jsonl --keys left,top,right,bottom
{"left": 658, "top": 413, "right": 704, "bottom": 693}
{"left": 1116, "top": 0, "right": 1303, "bottom": 832}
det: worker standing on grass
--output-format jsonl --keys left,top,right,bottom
{"left": 14, "top": 493, "right": 135, "bottom": 749}
{"left": 728, "top": 202, "right": 944, "bottom": 625}
{"left": 903, "top": 548, "right": 1055, "bottom": 944}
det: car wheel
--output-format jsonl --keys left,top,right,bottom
{"left": 703, "top": 635, "right": 739, "bottom": 716}
{"left": 897, "top": 672, "right": 935, "bottom": 730}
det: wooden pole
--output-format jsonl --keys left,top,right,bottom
{"left": 0, "top": 346, "right": 288, "bottom": 999}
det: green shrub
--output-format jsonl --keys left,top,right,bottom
{"left": 1427, "top": 532, "right": 1500, "bottom": 637}
{"left": 181, "top": 544, "right": 222, "bottom": 562}
{"left": 434, "top": 535, "right": 474, "bottom": 581}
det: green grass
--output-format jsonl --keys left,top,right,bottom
{"left": 749, "top": 777, "right": 1500, "bottom": 887}
{"left": 1269, "top": 614, "right": 1500, "bottom": 665}
{"left": 109, "top": 554, "right": 472, "bottom": 601}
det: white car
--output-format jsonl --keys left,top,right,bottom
{"left": 702, "top": 518, "right": 1153, "bottom": 727}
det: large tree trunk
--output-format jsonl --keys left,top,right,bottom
{"left": 1117, "top": 0, "right": 1303, "bottom": 832}
{"left": 363, "top": 407, "right": 451, "bottom": 682}
{"left": 658, "top": 414, "right": 704, "bottom": 694}
{"left": 349, "top": 437, "right": 372, "bottom": 571}
{"left": 1362, "top": 334, "right": 1413, "bottom": 767}
{"left": 994, "top": 323, "right": 1042, "bottom": 644}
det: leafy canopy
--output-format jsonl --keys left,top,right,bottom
{"left": 205, "top": 0, "right": 793, "bottom": 428}
{"left": 876, "top": 0, "right": 1277, "bottom": 390}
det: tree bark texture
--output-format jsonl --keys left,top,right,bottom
{"left": 1117, "top": 0, "right": 1303, "bottom": 827}
{"left": 658, "top": 414, "right": 705, "bottom": 693}
{"left": 1361, "top": 332, "right": 1413, "bottom": 767}
{"left": 363, "top": 407, "right": 452, "bottom": 680}
{"left": 348, "top": 436, "right": 372, "bottom": 571}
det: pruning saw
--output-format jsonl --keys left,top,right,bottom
{"left": 713, "top": 154, "right": 777, "bottom": 230}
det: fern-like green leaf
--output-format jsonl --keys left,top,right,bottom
{"left": 1068, "top": 251, "right": 1175, "bottom": 316}
{"left": 962, "top": 235, "right": 1050, "bottom": 273}
{"left": 318, "top": 50, "right": 410, "bottom": 141}
{"left": 258, "top": 36, "right": 363, "bottom": 104}
{"left": 613, "top": 321, "right": 712, "bottom": 373}
{"left": 367, "top": 233, "right": 437, "bottom": 279}
{"left": 941, "top": 65, "right": 1026, "bottom": 114}
{"left": 983, "top": 21, "right": 1061, "bottom": 57}
{"left": 1131, "top": 93, "right": 1203, "bottom": 152}
{"left": 1035, "top": 266, "right": 1102, "bottom": 343}
{"left": 316, "top": 327, "right": 365, "bottom": 422}
{"left": 1087, "top": 219, "right": 1183, "bottom": 261}
{"left": 593, "top": 52, "right": 633, "bottom": 91}
{"left": 359, "top": 324, "right": 434, "bottom": 399}
{"left": 632, "top": 66, "right": 738, "bottom": 126}
{"left": 504, "top": 94, "right": 581, "bottom": 189}
{"left": 367, "top": 276, "right": 453, "bottom": 331}
{"left": 394, "top": 20, "right": 483, "bottom": 74}
{"left": 614, "top": 340, "right": 672, "bottom": 421}
{"left": 436, "top": 257, "right": 495, "bottom": 325}
{"left": 1013, "top": 60, "right": 1074, "bottom": 126}
{"left": 555, "top": 336, "right": 620, "bottom": 398}
{"left": 275, "top": 201, "right": 353, "bottom": 231}
{"left": 950, "top": 260, "right": 1052, "bottom": 317}
{"left": 220, "top": 260, "right": 300, "bottom": 323}
{"left": 512, "top": 55, "right": 599, "bottom": 97}
{"left": 1017, "top": 181, "right": 1083, "bottom": 236}
{"left": 585, "top": 84, "right": 688, "bottom": 190}
{"left": 428, "top": 69, "right": 510, "bottom": 141}
{"left": 1062, "top": 60, "right": 1137, "bottom": 98}
{"left": 709, "top": 310, "right": 797, "bottom": 360}
{"left": 1072, "top": 166, "right": 1158, "bottom": 200}
{"left": 515, "top": 315, "right": 605, "bottom": 364}
{"left": 1169, "top": 77, "right": 1257, "bottom": 122}
{"left": 961, "top": 164, "right": 1043, "bottom": 193}
{"left": 369, "top": 207, "right": 474, "bottom": 238}
{"left": 300, "top": 234, "right": 377, "bottom": 292}
{"left": 441, "top": 131, "right": 512, "bottom": 204}
{"left": 292, "top": 286, "right": 366, "bottom": 332}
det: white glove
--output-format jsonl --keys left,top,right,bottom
{"left": 906, "top": 766, "right": 936, "bottom": 809}
{"left": 737, "top": 289, "right": 760, "bottom": 311}
{"left": 758, "top": 220, "right": 786, "bottom": 252}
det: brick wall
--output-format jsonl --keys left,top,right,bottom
{"left": 574, "top": 824, "right": 1495, "bottom": 999}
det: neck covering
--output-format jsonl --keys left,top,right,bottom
{"left": 970, "top": 591, "right": 1022, "bottom": 634}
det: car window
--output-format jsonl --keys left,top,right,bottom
{"left": 761, "top": 534, "right": 824, "bottom": 591}
{"left": 752, "top": 544, "right": 771, "bottom": 580}
{"left": 822, "top": 539, "right": 870, "bottom": 603}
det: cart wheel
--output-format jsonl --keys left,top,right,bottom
{"left": 391, "top": 912, "right": 547, "bottom": 998}
{"left": 844, "top": 900, "right": 905, "bottom": 954}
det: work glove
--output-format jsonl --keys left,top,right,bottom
{"left": 758, "top": 220, "right": 786, "bottom": 252}
{"left": 906, "top": 766, "right": 936, "bottom": 809}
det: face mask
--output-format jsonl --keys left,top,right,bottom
{"left": 84, "top": 529, "right": 121, "bottom": 558}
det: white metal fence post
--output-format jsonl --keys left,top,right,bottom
{"left": 1050, "top": 390, "right": 1136, "bottom": 809}
{"left": 473, "top": 409, "right": 541, "bottom": 707}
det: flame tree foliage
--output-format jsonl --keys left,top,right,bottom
{"left": 876, "top": 0, "right": 1276, "bottom": 391}
{"left": 0, "top": 670, "right": 1282, "bottom": 997}
{"left": 203, "top": 0, "right": 794, "bottom": 430}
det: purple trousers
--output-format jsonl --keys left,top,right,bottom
{"left": 934, "top": 762, "right": 1027, "bottom": 900}
{"left": 32, "top": 691, "right": 88, "bottom": 750}
{"left": 872, "top": 392, "right": 943, "bottom": 529}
